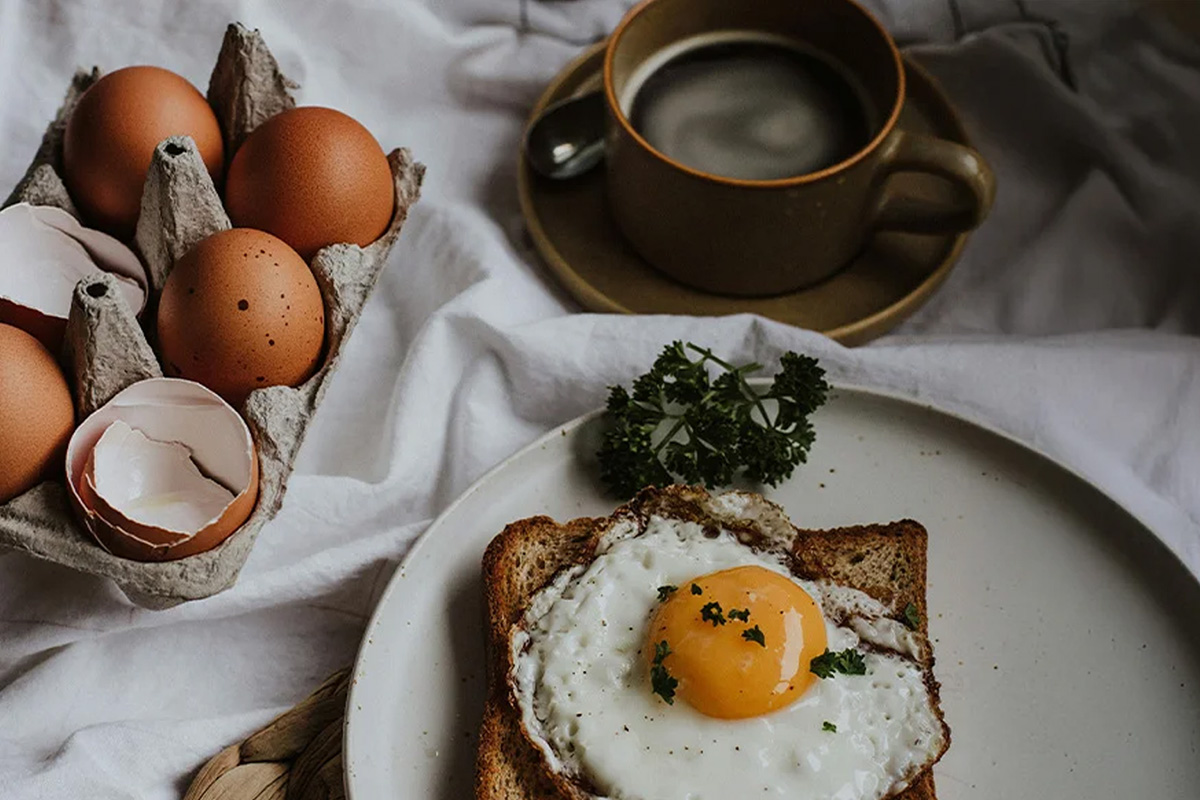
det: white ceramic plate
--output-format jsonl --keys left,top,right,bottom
{"left": 344, "top": 386, "right": 1200, "bottom": 799}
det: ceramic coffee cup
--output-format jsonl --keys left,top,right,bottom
{"left": 603, "top": 0, "right": 996, "bottom": 297}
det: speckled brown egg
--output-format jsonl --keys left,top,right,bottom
{"left": 63, "top": 66, "right": 225, "bottom": 239}
{"left": 224, "top": 106, "right": 394, "bottom": 260}
{"left": 157, "top": 229, "right": 325, "bottom": 407}
{"left": 0, "top": 323, "right": 75, "bottom": 503}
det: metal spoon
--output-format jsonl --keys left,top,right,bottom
{"left": 523, "top": 90, "right": 606, "bottom": 180}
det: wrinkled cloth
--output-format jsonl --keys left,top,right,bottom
{"left": 1, "top": 0, "right": 1198, "bottom": 797}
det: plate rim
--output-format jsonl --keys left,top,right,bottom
{"left": 343, "top": 380, "right": 1197, "bottom": 798}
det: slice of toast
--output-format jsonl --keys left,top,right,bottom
{"left": 476, "top": 485, "right": 947, "bottom": 800}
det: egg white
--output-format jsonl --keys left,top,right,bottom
{"left": 510, "top": 515, "right": 945, "bottom": 800}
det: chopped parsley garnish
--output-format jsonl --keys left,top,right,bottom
{"left": 650, "top": 640, "right": 678, "bottom": 705}
{"left": 597, "top": 342, "right": 830, "bottom": 497}
{"left": 691, "top": 583, "right": 703, "bottom": 595}
{"left": 741, "top": 625, "right": 766, "bottom": 647}
{"left": 700, "top": 601, "right": 726, "bottom": 626}
{"left": 810, "top": 648, "right": 867, "bottom": 679}
{"left": 822, "top": 721, "right": 837, "bottom": 733}
{"left": 728, "top": 608, "right": 750, "bottom": 622}
{"left": 902, "top": 602, "right": 921, "bottom": 631}
{"left": 657, "top": 585, "right": 678, "bottom": 601}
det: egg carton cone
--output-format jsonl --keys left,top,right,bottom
{"left": 0, "top": 23, "right": 425, "bottom": 609}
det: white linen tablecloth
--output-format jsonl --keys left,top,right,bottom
{"left": 1, "top": 0, "right": 1197, "bottom": 797}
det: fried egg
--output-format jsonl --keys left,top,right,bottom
{"left": 510, "top": 514, "right": 946, "bottom": 800}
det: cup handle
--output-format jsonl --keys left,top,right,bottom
{"left": 867, "top": 130, "right": 996, "bottom": 234}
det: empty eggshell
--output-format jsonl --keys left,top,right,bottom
{"left": 78, "top": 453, "right": 189, "bottom": 548}
{"left": 89, "top": 420, "right": 237, "bottom": 536}
{"left": 0, "top": 203, "right": 146, "bottom": 350}
{"left": 65, "top": 377, "right": 259, "bottom": 562}
{"left": 33, "top": 204, "right": 149, "bottom": 289}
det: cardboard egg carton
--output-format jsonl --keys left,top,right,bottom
{"left": 0, "top": 23, "right": 425, "bottom": 609}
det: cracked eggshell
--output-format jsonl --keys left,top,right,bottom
{"left": 0, "top": 203, "right": 146, "bottom": 350}
{"left": 78, "top": 454, "right": 190, "bottom": 549}
{"left": 66, "top": 377, "right": 259, "bottom": 562}
{"left": 88, "top": 420, "right": 238, "bottom": 536}
{"left": 32, "top": 204, "right": 148, "bottom": 289}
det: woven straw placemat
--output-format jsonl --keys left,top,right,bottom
{"left": 182, "top": 668, "right": 350, "bottom": 800}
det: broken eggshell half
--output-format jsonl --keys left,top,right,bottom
{"left": 0, "top": 203, "right": 146, "bottom": 351}
{"left": 65, "top": 377, "right": 259, "bottom": 562}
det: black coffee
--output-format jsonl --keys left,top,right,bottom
{"left": 628, "top": 37, "right": 874, "bottom": 180}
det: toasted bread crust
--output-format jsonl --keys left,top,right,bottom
{"left": 476, "top": 486, "right": 949, "bottom": 800}
{"left": 479, "top": 515, "right": 602, "bottom": 799}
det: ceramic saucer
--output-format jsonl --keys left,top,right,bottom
{"left": 518, "top": 43, "right": 979, "bottom": 345}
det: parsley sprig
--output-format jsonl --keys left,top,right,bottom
{"left": 700, "top": 601, "right": 726, "bottom": 626}
{"left": 741, "top": 625, "right": 766, "bottom": 647}
{"left": 650, "top": 640, "right": 678, "bottom": 705}
{"left": 902, "top": 602, "right": 921, "bottom": 631}
{"left": 810, "top": 648, "right": 867, "bottom": 679}
{"left": 598, "top": 342, "right": 829, "bottom": 497}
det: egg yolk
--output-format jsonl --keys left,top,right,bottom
{"left": 645, "top": 565, "right": 828, "bottom": 719}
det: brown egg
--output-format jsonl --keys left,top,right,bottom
{"left": 157, "top": 229, "right": 325, "bottom": 407}
{"left": 0, "top": 324, "right": 76, "bottom": 503}
{"left": 224, "top": 106, "right": 393, "bottom": 260}
{"left": 63, "top": 66, "right": 225, "bottom": 239}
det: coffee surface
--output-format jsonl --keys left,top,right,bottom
{"left": 628, "top": 39, "right": 873, "bottom": 181}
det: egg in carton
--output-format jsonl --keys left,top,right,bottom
{"left": 0, "top": 23, "right": 425, "bottom": 609}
